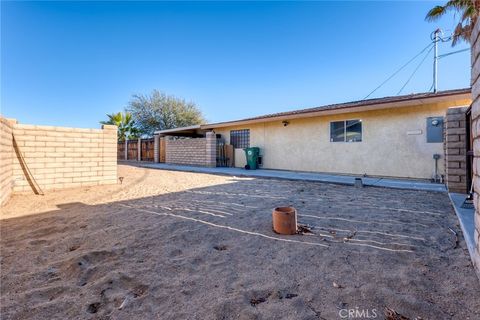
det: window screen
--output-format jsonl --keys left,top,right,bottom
{"left": 330, "top": 121, "right": 345, "bottom": 142}
{"left": 346, "top": 120, "right": 362, "bottom": 142}
{"left": 230, "top": 129, "right": 250, "bottom": 148}
{"left": 330, "top": 120, "right": 362, "bottom": 142}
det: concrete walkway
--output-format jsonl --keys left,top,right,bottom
{"left": 449, "top": 193, "right": 476, "bottom": 259}
{"left": 128, "top": 161, "right": 447, "bottom": 192}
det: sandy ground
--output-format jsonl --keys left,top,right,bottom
{"left": 1, "top": 164, "right": 479, "bottom": 320}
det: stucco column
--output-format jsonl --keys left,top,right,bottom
{"left": 137, "top": 138, "right": 142, "bottom": 161}
{"left": 154, "top": 134, "right": 160, "bottom": 163}
{"left": 206, "top": 131, "right": 216, "bottom": 167}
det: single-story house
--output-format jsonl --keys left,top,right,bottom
{"left": 155, "top": 88, "right": 472, "bottom": 184}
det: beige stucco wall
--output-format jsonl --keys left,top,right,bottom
{"left": 0, "top": 116, "right": 118, "bottom": 205}
{"left": 214, "top": 100, "right": 470, "bottom": 179}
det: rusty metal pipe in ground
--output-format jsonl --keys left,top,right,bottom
{"left": 272, "top": 206, "right": 297, "bottom": 235}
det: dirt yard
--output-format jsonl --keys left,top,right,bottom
{"left": 1, "top": 164, "right": 479, "bottom": 319}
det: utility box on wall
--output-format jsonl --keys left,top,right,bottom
{"left": 426, "top": 117, "right": 444, "bottom": 143}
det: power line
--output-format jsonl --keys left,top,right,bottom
{"left": 397, "top": 45, "right": 434, "bottom": 95}
{"left": 438, "top": 47, "right": 470, "bottom": 59}
{"left": 364, "top": 42, "right": 434, "bottom": 99}
{"left": 425, "top": 47, "right": 469, "bottom": 92}
{"left": 364, "top": 30, "right": 467, "bottom": 99}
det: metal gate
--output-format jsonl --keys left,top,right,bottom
{"left": 216, "top": 136, "right": 234, "bottom": 167}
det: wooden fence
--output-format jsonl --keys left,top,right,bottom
{"left": 117, "top": 142, "right": 125, "bottom": 160}
{"left": 140, "top": 138, "right": 154, "bottom": 161}
{"left": 117, "top": 138, "right": 159, "bottom": 162}
{"left": 126, "top": 140, "right": 138, "bottom": 160}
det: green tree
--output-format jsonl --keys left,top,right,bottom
{"left": 100, "top": 111, "right": 140, "bottom": 141}
{"left": 426, "top": 0, "right": 479, "bottom": 46}
{"left": 126, "top": 90, "right": 205, "bottom": 136}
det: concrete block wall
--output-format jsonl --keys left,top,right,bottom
{"left": 0, "top": 116, "right": 118, "bottom": 205}
{"left": 165, "top": 137, "right": 207, "bottom": 166}
{"left": 445, "top": 107, "right": 468, "bottom": 193}
{"left": 0, "top": 117, "right": 15, "bottom": 205}
{"left": 165, "top": 134, "right": 217, "bottom": 167}
{"left": 471, "top": 20, "right": 480, "bottom": 277}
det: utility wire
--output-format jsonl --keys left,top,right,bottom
{"left": 397, "top": 45, "right": 434, "bottom": 95}
{"left": 425, "top": 47, "right": 469, "bottom": 93}
{"left": 364, "top": 31, "right": 466, "bottom": 98}
{"left": 426, "top": 47, "right": 469, "bottom": 92}
{"left": 364, "top": 42, "right": 434, "bottom": 99}
{"left": 438, "top": 47, "right": 470, "bottom": 59}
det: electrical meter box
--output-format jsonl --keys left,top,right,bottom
{"left": 426, "top": 117, "right": 444, "bottom": 143}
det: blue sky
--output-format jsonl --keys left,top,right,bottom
{"left": 1, "top": 1, "right": 471, "bottom": 128}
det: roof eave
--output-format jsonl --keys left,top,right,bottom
{"left": 201, "top": 91, "right": 471, "bottom": 129}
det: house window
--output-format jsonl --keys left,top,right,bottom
{"left": 330, "top": 120, "right": 362, "bottom": 142}
{"left": 230, "top": 129, "right": 250, "bottom": 148}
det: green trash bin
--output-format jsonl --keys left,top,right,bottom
{"left": 244, "top": 147, "right": 260, "bottom": 170}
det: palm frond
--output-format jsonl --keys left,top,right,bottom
{"left": 445, "top": 0, "right": 473, "bottom": 11}
{"left": 427, "top": 0, "right": 478, "bottom": 46}
{"left": 125, "top": 112, "right": 133, "bottom": 124}
{"left": 461, "top": 4, "right": 477, "bottom": 21}
{"left": 100, "top": 111, "right": 142, "bottom": 141}
{"left": 426, "top": 5, "right": 447, "bottom": 21}
{"left": 451, "top": 22, "right": 472, "bottom": 46}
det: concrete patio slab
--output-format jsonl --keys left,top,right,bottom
{"left": 128, "top": 161, "right": 447, "bottom": 192}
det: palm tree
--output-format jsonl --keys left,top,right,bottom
{"left": 426, "top": 0, "right": 479, "bottom": 46}
{"left": 100, "top": 111, "right": 140, "bottom": 141}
